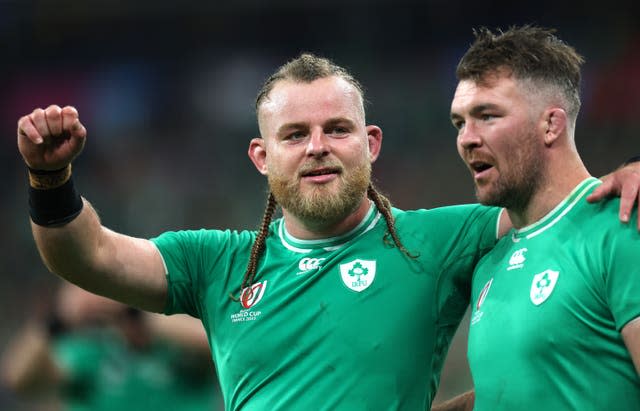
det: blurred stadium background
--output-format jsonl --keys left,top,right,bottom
{"left": 1, "top": 0, "right": 638, "bottom": 409}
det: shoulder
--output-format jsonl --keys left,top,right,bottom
{"left": 150, "top": 227, "right": 259, "bottom": 249}
{"left": 393, "top": 204, "right": 500, "bottom": 225}
{"left": 574, "top": 194, "right": 640, "bottom": 252}
{"left": 573, "top": 179, "right": 621, "bottom": 220}
{"left": 389, "top": 204, "right": 500, "bottom": 251}
{"left": 577, "top": 192, "right": 630, "bottom": 230}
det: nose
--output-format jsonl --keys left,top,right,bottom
{"left": 306, "top": 128, "right": 330, "bottom": 158}
{"left": 457, "top": 121, "right": 482, "bottom": 152}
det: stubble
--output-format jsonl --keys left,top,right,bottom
{"left": 477, "top": 129, "right": 545, "bottom": 213}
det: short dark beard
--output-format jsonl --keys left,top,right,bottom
{"left": 477, "top": 131, "right": 545, "bottom": 213}
{"left": 268, "top": 161, "right": 371, "bottom": 229}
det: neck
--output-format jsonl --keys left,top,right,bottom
{"left": 282, "top": 196, "right": 371, "bottom": 239}
{"left": 508, "top": 153, "right": 589, "bottom": 228}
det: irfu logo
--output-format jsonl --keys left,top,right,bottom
{"left": 340, "top": 259, "right": 376, "bottom": 292}
{"left": 530, "top": 270, "right": 559, "bottom": 305}
{"left": 348, "top": 262, "right": 368, "bottom": 281}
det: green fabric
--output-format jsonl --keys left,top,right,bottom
{"left": 152, "top": 203, "right": 500, "bottom": 410}
{"left": 469, "top": 178, "right": 640, "bottom": 410}
{"left": 53, "top": 328, "right": 221, "bottom": 411}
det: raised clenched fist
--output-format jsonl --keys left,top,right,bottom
{"left": 17, "top": 105, "right": 87, "bottom": 171}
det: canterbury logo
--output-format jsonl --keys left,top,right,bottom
{"left": 508, "top": 248, "right": 527, "bottom": 270}
{"left": 298, "top": 257, "right": 325, "bottom": 274}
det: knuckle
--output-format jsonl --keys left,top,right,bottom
{"left": 63, "top": 105, "right": 78, "bottom": 116}
{"left": 46, "top": 105, "right": 62, "bottom": 117}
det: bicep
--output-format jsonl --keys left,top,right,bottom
{"left": 31, "top": 201, "right": 168, "bottom": 312}
{"left": 622, "top": 317, "right": 640, "bottom": 375}
{"left": 92, "top": 228, "right": 168, "bottom": 312}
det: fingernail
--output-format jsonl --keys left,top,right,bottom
{"left": 622, "top": 214, "right": 629, "bottom": 222}
{"left": 36, "top": 137, "right": 43, "bottom": 144}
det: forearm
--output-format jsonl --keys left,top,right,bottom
{"left": 431, "top": 390, "right": 474, "bottom": 411}
{"left": 19, "top": 106, "right": 168, "bottom": 313}
{"left": 32, "top": 199, "right": 103, "bottom": 283}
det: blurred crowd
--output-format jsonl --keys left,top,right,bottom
{"left": 1, "top": 284, "right": 223, "bottom": 411}
{"left": 1, "top": 1, "right": 638, "bottom": 409}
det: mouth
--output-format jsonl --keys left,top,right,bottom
{"left": 301, "top": 167, "right": 340, "bottom": 177}
{"left": 300, "top": 166, "right": 341, "bottom": 184}
{"left": 468, "top": 160, "right": 494, "bottom": 179}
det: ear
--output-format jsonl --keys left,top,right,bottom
{"left": 543, "top": 108, "right": 567, "bottom": 146}
{"left": 248, "top": 137, "right": 268, "bottom": 175}
{"left": 366, "top": 125, "right": 383, "bottom": 163}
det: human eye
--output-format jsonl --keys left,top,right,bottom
{"left": 452, "top": 119, "right": 465, "bottom": 131}
{"left": 480, "top": 113, "right": 497, "bottom": 121}
{"left": 284, "top": 130, "right": 307, "bottom": 141}
{"left": 326, "top": 124, "right": 351, "bottom": 137}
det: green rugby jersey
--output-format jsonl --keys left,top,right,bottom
{"left": 54, "top": 328, "right": 221, "bottom": 411}
{"left": 152, "top": 203, "right": 500, "bottom": 410}
{"left": 469, "top": 177, "right": 640, "bottom": 410}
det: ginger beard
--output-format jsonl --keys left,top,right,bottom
{"left": 268, "top": 159, "right": 371, "bottom": 226}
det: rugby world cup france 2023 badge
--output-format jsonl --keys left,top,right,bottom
{"left": 230, "top": 281, "right": 268, "bottom": 324}
{"left": 340, "top": 259, "right": 376, "bottom": 292}
{"left": 471, "top": 278, "right": 493, "bottom": 325}
{"left": 240, "top": 281, "right": 268, "bottom": 309}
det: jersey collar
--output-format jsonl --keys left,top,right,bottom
{"left": 512, "top": 177, "right": 601, "bottom": 242}
{"left": 278, "top": 202, "right": 381, "bottom": 253}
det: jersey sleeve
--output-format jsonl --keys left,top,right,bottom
{"left": 439, "top": 204, "right": 501, "bottom": 261}
{"left": 151, "top": 229, "right": 253, "bottom": 318}
{"left": 602, "top": 210, "right": 640, "bottom": 331}
{"left": 427, "top": 204, "right": 502, "bottom": 326}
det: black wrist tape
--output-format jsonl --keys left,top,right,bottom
{"left": 29, "top": 176, "right": 84, "bottom": 226}
{"left": 624, "top": 156, "right": 640, "bottom": 166}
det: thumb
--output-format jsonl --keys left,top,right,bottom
{"left": 67, "top": 118, "right": 87, "bottom": 155}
